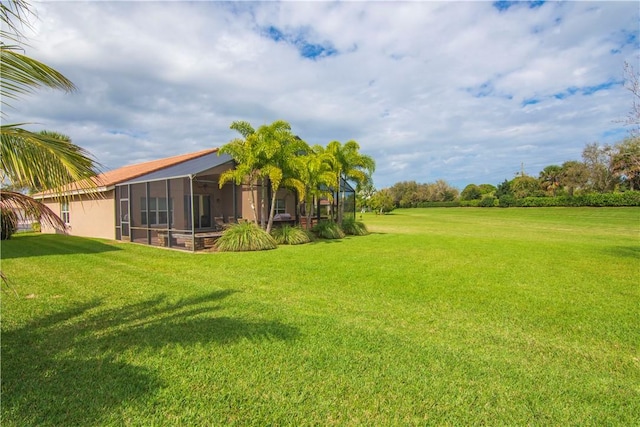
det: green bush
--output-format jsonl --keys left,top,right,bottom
{"left": 459, "top": 200, "right": 480, "bottom": 207}
{"left": 341, "top": 218, "right": 369, "bottom": 236}
{"left": 271, "top": 224, "right": 312, "bottom": 245}
{"left": 1, "top": 210, "right": 17, "bottom": 240}
{"left": 311, "top": 220, "right": 345, "bottom": 239}
{"left": 517, "top": 192, "right": 640, "bottom": 207}
{"left": 498, "top": 195, "right": 517, "bottom": 207}
{"left": 416, "top": 201, "right": 461, "bottom": 208}
{"left": 478, "top": 196, "right": 496, "bottom": 207}
{"left": 214, "top": 222, "right": 277, "bottom": 252}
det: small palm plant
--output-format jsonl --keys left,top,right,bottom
{"left": 311, "top": 220, "right": 345, "bottom": 239}
{"left": 271, "top": 224, "right": 312, "bottom": 245}
{"left": 214, "top": 222, "right": 277, "bottom": 252}
{"left": 341, "top": 218, "right": 368, "bottom": 236}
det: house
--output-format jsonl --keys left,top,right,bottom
{"left": 35, "top": 148, "right": 300, "bottom": 251}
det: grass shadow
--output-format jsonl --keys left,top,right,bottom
{"left": 1, "top": 234, "right": 122, "bottom": 260}
{"left": 602, "top": 245, "right": 640, "bottom": 259}
{"left": 2, "top": 290, "right": 299, "bottom": 426}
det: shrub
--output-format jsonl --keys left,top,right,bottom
{"left": 1, "top": 210, "right": 17, "bottom": 240}
{"left": 311, "top": 220, "right": 345, "bottom": 239}
{"left": 341, "top": 218, "right": 369, "bottom": 236}
{"left": 214, "top": 222, "right": 277, "bottom": 252}
{"left": 459, "top": 200, "right": 479, "bottom": 207}
{"left": 417, "top": 201, "right": 461, "bottom": 208}
{"left": 478, "top": 196, "right": 496, "bottom": 207}
{"left": 271, "top": 224, "right": 312, "bottom": 245}
{"left": 516, "top": 192, "right": 640, "bottom": 207}
{"left": 498, "top": 195, "right": 517, "bottom": 207}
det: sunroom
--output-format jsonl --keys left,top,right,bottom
{"left": 114, "top": 151, "right": 298, "bottom": 251}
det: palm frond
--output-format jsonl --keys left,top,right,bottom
{"left": 0, "top": 190, "right": 66, "bottom": 231}
{"left": 0, "top": 0, "right": 36, "bottom": 44}
{"left": 1, "top": 125, "right": 100, "bottom": 195}
{"left": 1, "top": 47, "right": 76, "bottom": 111}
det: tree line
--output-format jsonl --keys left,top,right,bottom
{"left": 364, "top": 136, "right": 640, "bottom": 212}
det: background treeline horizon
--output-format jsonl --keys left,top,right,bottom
{"left": 363, "top": 136, "right": 640, "bottom": 211}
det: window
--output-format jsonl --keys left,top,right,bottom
{"left": 61, "top": 201, "right": 70, "bottom": 224}
{"left": 275, "top": 198, "right": 286, "bottom": 215}
{"left": 141, "top": 197, "right": 172, "bottom": 226}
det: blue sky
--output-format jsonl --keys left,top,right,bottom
{"left": 12, "top": 1, "right": 639, "bottom": 189}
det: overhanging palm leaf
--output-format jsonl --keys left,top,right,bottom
{"left": 1, "top": 47, "right": 76, "bottom": 112}
{"left": 0, "top": 190, "right": 65, "bottom": 230}
{"left": 0, "top": 0, "right": 99, "bottom": 244}
{"left": 1, "top": 126, "right": 99, "bottom": 193}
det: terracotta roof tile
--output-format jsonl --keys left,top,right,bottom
{"left": 35, "top": 148, "right": 219, "bottom": 197}
{"left": 94, "top": 148, "right": 218, "bottom": 187}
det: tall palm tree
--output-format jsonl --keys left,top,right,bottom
{"left": 253, "top": 120, "right": 308, "bottom": 234}
{"left": 1, "top": 0, "right": 100, "bottom": 237}
{"left": 290, "top": 145, "right": 334, "bottom": 230}
{"left": 326, "top": 140, "right": 375, "bottom": 224}
{"left": 218, "top": 121, "right": 261, "bottom": 225}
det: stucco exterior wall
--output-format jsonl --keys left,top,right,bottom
{"left": 41, "top": 191, "right": 116, "bottom": 240}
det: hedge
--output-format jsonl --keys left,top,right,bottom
{"left": 412, "top": 192, "right": 640, "bottom": 208}
{"left": 516, "top": 192, "right": 640, "bottom": 207}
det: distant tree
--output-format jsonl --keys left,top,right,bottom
{"left": 495, "top": 180, "right": 515, "bottom": 206}
{"left": 620, "top": 61, "right": 640, "bottom": 137}
{"left": 511, "top": 175, "right": 540, "bottom": 198}
{"left": 388, "top": 181, "right": 417, "bottom": 208}
{"left": 560, "top": 161, "right": 588, "bottom": 197}
{"left": 610, "top": 136, "right": 640, "bottom": 191}
{"left": 426, "top": 180, "right": 458, "bottom": 202}
{"left": 460, "top": 184, "right": 482, "bottom": 201}
{"left": 582, "top": 143, "right": 615, "bottom": 192}
{"left": 356, "top": 181, "right": 376, "bottom": 212}
{"left": 539, "top": 165, "right": 562, "bottom": 196}
{"left": 478, "top": 184, "right": 497, "bottom": 195}
{"left": 370, "top": 188, "right": 394, "bottom": 214}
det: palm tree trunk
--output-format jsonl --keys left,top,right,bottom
{"left": 248, "top": 180, "right": 258, "bottom": 225}
{"left": 266, "top": 191, "right": 277, "bottom": 234}
{"left": 260, "top": 178, "right": 267, "bottom": 229}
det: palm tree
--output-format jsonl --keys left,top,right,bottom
{"left": 326, "top": 140, "right": 375, "bottom": 224}
{"left": 218, "top": 121, "right": 261, "bottom": 225}
{"left": 1, "top": 0, "right": 100, "bottom": 238}
{"left": 539, "top": 165, "right": 562, "bottom": 196}
{"left": 291, "top": 145, "right": 334, "bottom": 230}
{"left": 254, "top": 121, "right": 308, "bottom": 234}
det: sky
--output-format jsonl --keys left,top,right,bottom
{"left": 8, "top": 1, "right": 640, "bottom": 190}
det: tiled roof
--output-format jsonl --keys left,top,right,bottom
{"left": 94, "top": 148, "right": 218, "bottom": 187}
{"left": 35, "top": 148, "right": 219, "bottom": 197}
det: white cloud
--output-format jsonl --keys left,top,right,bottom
{"left": 8, "top": 1, "right": 638, "bottom": 189}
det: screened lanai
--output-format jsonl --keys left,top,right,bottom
{"left": 114, "top": 151, "right": 302, "bottom": 251}
{"left": 114, "top": 152, "right": 242, "bottom": 251}
{"left": 114, "top": 150, "right": 356, "bottom": 251}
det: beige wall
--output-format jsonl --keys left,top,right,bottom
{"left": 41, "top": 191, "right": 116, "bottom": 240}
{"left": 237, "top": 185, "right": 297, "bottom": 222}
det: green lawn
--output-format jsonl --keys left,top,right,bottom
{"left": 2, "top": 207, "right": 639, "bottom": 426}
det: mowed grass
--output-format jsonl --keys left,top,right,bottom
{"left": 1, "top": 208, "right": 638, "bottom": 426}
